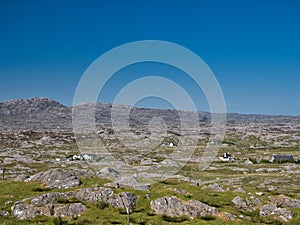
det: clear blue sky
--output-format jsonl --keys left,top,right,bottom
{"left": 0, "top": 0, "right": 299, "bottom": 115}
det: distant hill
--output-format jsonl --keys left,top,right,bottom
{"left": 0, "top": 97, "right": 298, "bottom": 131}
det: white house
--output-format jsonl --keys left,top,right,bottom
{"left": 73, "top": 154, "right": 83, "bottom": 160}
{"left": 82, "top": 153, "right": 96, "bottom": 161}
{"left": 219, "top": 152, "right": 235, "bottom": 161}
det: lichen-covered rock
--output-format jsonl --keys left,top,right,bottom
{"left": 11, "top": 187, "right": 136, "bottom": 220}
{"left": 150, "top": 196, "right": 217, "bottom": 218}
{"left": 260, "top": 204, "right": 294, "bottom": 222}
{"left": 232, "top": 196, "right": 262, "bottom": 211}
{"left": 232, "top": 196, "right": 248, "bottom": 211}
{"left": 30, "top": 192, "right": 74, "bottom": 206}
{"left": 25, "top": 169, "right": 82, "bottom": 189}
{"left": 12, "top": 201, "right": 86, "bottom": 219}
{"left": 204, "top": 183, "right": 224, "bottom": 192}
{"left": 12, "top": 202, "right": 39, "bottom": 220}
{"left": 270, "top": 195, "right": 300, "bottom": 209}
{"left": 75, "top": 187, "right": 114, "bottom": 203}
{"left": 52, "top": 203, "right": 87, "bottom": 217}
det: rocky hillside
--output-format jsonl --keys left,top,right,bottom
{"left": 0, "top": 97, "right": 298, "bottom": 131}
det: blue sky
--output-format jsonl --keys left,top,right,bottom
{"left": 0, "top": 0, "right": 299, "bottom": 115}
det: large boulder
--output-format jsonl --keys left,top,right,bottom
{"left": 260, "top": 204, "right": 294, "bottom": 222}
{"left": 232, "top": 196, "right": 248, "bottom": 211}
{"left": 204, "top": 183, "right": 224, "bottom": 192}
{"left": 150, "top": 196, "right": 218, "bottom": 218}
{"left": 12, "top": 202, "right": 86, "bottom": 219}
{"left": 270, "top": 195, "right": 300, "bottom": 209}
{"left": 25, "top": 169, "right": 82, "bottom": 189}
{"left": 232, "top": 196, "right": 262, "bottom": 211}
{"left": 75, "top": 187, "right": 114, "bottom": 203}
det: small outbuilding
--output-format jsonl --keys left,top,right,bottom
{"left": 270, "top": 154, "right": 294, "bottom": 163}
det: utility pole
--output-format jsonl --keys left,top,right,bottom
{"left": 0, "top": 167, "right": 5, "bottom": 180}
{"left": 120, "top": 192, "right": 136, "bottom": 225}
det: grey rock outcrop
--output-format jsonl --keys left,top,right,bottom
{"left": 232, "top": 196, "right": 262, "bottom": 211}
{"left": 204, "top": 183, "right": 224, "bottom": 192}
{"left": 270, "top": 195, "right": 300, "bottom": 209}
{"left": 12, "top": 201, "right": 86, "bottom": 220}
{"left": 98, "top": 167, "right": 120, "bottom": 179}
{"left": 11, "top": 187, "right": 136, "bottom": 219}
{"left": 232, "top": 196, "right": 248, "bottom": 211}
{"left": 25, "top": 169, "right": 82, "bottom": 189}
{"left": 150, "top": 196, "right": 218, "bottom": 218}
{"left": 260, "top": 204, "right": 294, "bottom": 221}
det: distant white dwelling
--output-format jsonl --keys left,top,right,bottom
{"left": 73, "top": 154, "right": 83, "bottom": 160}
{"left": 219, "top": 152, "right": 235, "bottom": 161}
{"left": 82, "top": 153, "right": 96, "bottom": 161}
{"left": 162, "top": 142, "right": 177, "bottom": 147}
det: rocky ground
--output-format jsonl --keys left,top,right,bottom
{"left": 0, "top": 97, "right": 299, "bottom": 224}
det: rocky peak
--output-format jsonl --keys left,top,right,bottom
{"left": 0, "top": 97, "right": 68, "bottom": 115}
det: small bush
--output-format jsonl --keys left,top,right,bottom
{"left": 53, "top": 216, "right": 64, "bottom": 225}
{"left": 200, "top": 215, "right": 216, "bottom": 221}
{"left": 249, "top": 158, "right": 258, "bottom": 164}
{"left": 56, "top": 197, "right": 81, "bottom": 204}
{"left": 76, "top": 218, "right": 92, "bottom": 225}
{"left": 260, "top": 159, "right": 271, "bottom": 164}
{"left": 274, "top": 159, "right": 295, "bottom": 164}
{"left": 162, "top": 215, "right": 188, "bottom": 222}
{"left": 32, "top": 187, "right": 51, "bottom": 192}
{"left": 96, "top": 201, "right": 108, "bottom": 209}
{"left": 56, "top": 198, "right": 70, "bottom": 204}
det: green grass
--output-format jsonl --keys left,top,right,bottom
{"left": 1, "top": 176, "right": 300, "bottom": 224}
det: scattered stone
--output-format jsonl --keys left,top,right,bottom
{"left": 204, "top": 183, "right": 224, "bottom": 192}
{"left": 255, "top": 168, "right": 279, "bottom": 173}
{"left": 224, "top": 212, "right": 236, "bottom": 221}
{"left": 0, "top": 211, "right": 9, "bottom": 216}
{"left": 173, "top": 188, "right": 188, "bottom": 195}
{"left": 244, "top": 159, "right": 253, "bottom": 164}
{"left": 150, "top": 196, "right": 218, "bottom": 218}
{"left": 233, "top": 187, "right": 246, "bottom": 193}
{"left": 5, "top": 200, "right": 13, "bottom": 206}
